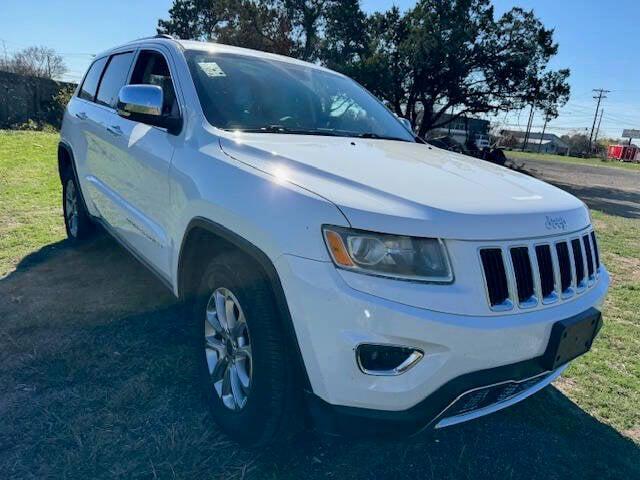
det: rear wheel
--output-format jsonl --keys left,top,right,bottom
{"left": 62, "top": 169, "right": 93, "bottom": 241}
{"left": 194, "top": 253, "right": 300, "bottom": 445}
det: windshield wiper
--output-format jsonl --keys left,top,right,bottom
{"left": 227, "top": 126, "right": 413, "bottom": 142}
{"left": 355, "top": 132, "right": 412, "bottom": 142}
{"left": 228, "top": 125, "right": 340, "bottom": 136}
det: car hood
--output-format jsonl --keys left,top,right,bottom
{"left": 218, "top": 133, "right": 589, "bottom": 240}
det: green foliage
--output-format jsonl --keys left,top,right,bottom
{"left": 157, "top": 1, "right": 571, "bottom": 136}
{"left": 52, "top": 84, "right": 75, "bottom": 111}
{"left": 9, "top": 119, "right": 58, "bottom": 132}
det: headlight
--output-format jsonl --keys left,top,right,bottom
{"left": 322, "top": 226, "right": 453, "bottom": 283}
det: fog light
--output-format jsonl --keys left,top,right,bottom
{"left": 356, "top": 344, "right": 423, "bottom": 376}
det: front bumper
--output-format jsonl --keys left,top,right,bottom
{"left": 275, "top": 254, "right": 609, "bottom": 431}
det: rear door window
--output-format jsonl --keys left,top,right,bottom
{"left": 78, "top": 57, "right": 108, "bottom": 101}
{"left": 95, "top": 52, "right": 135, "bottom": 108}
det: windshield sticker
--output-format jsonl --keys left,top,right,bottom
{"left": 198, "top": 61, "right": 226, "bottom": 77}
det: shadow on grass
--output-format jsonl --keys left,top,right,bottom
{"left": 1, "top": 234, "right": 638, "bottom": 479}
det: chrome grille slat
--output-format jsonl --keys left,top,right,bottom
{"left": 480, "top": 249, "right": 510, "bottom": 309}
{"left": 479, "top": 229, "right": 600, "bottom": 312}
{"left": 571, "top": 238, "right": 587, "bottom": 290}
{"left": 590, "top": 231, "right": 600, "bottom": 269}
{"left": 582, "top": 234, "right": 595, "bottom": 281}
{"left": 555, "top": 241, "right": 573, "bottom": 296}
{"left": 510, "top": 247, "right": 536, "bottom": 307}
{"left": 535, "top": 244, "right": 557, "bottom": 303}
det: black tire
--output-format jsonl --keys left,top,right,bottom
{"left": 61, "top": 167, "right": 94, "bottom": 242}
{"left": 193, "top": 252, "right": 301, "bottom": 446}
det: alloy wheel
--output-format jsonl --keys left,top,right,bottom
{"left": 204, "top": 287, "right": 253, "bottom": 411}
{"left": 65, "top": 179, "right": 79, "bottom": 238}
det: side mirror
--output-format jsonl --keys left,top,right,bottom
{"left": 399, "top": 117, "right": 413, "bottom": 132}
{"left": 116, "top": 85, "right": 181, "bottom": 134}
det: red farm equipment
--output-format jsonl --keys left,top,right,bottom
{"left": 607, "top": 144, "right": 639, "bottom": 162}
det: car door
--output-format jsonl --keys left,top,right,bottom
{"left": 83, "top": 51, "right": 136, "bottom": 233}
{"left": 91, "top": 48, "right": 180, "bottom": 279}
{"left": 66, "top": 55, "right": 109, "bottom": 219}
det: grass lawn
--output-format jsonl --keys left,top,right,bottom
{"left": 506, "top": 149, "right": 640, "bottom": 172}
{"left": 562, "top": 210, "right": 640, "bottom": 439}
{"left": 0, "top": 131, "right": 638, "bottom": 478}
{"left": 0, "top": 130, "right": 65, "bottom": 275}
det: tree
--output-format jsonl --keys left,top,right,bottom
{"left": 0, "top": 46, "right": 67, "bottom": 79}
{"left": 158, "top": 0, "right": 327, "bottom": 60}
{"left": 534, "top": 69, "right": 570, "bottom": 152}
{"left": 365, "top": 2, "right": 569, "bottom": 136}
{"left": 500, "top": 133, "right": 519, "bottom": 149}
{"left": 560, "top": 132, "right": 591, "bottom": 157}
{"left": 324, "top": 1, "right": 570, "bottom": 137}
{"left": 158, "top": 0, "right": 570, "bottom": 137}
{"left": 321, "top": 0, "right": 370, "bottom": 70}
{"left": 284, "top": 0, "right": 326, "bottom": 61}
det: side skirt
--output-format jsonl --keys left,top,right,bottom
{"left": 93, "top": 217, "right": 176, "bottom": 295}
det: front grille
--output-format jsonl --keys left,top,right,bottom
{"left": 479, "top": 229, "right": 600, "bottom": 311}
{"left": 441, "top": 373, "right": 551, "bottom": 418}
{"left": 510, "top": 247, "right": 534, "bottom": 303}
{"left": 480, "top": 249, "right": 509, "bottom": 307}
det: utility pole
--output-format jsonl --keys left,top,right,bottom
{"left": 537, "top": 115, "right": 549, "bottom": 153}
{"left": 589, "top": 89, "right": 609, "bottom": 150}
{"left": 521, "top": 103, "right": 535, "bottom": 152}
{"left": 593, "top": 108, "right": 604, "bottom": 147}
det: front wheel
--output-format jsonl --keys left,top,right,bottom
{"left": 62, "top": 170, "right": 93, "bottom": 241}
{"left": 194, "top": 253, "right": 301, "bottom": 445}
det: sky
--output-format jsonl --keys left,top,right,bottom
{"left": 1, "top": 0, "right": 638, "bottom": 138}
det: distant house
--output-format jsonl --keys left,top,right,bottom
{"left": 425, "top": 113, "right": 491, "bottom": 149}
{"left": 499, "top": 130, "right": 570, "bottom": 155}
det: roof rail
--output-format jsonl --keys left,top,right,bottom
{"left": 132, "top": 33, "right": 177, "bottom": 43}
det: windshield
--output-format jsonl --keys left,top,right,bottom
{"left": 185, "top": 50, "right": 415, "bottom": 142}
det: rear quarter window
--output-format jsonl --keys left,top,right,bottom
{"left": 78, "top": 57, "right": 108, "bottom": 101}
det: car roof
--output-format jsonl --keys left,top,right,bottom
{"left": 177, "top": 39, "right": 336, "bottom": 73}
{"left": 95, "top": 36, "right": 339, "bottom": 76}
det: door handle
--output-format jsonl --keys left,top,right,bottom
{"left": 75, "top": 112, "right": 87, "bottom": 120}
{"left": 106, "top": 125, "right": 123, "bottom": 137}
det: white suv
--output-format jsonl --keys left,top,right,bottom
{"left": 59, "top": 36, "right": 609, "bottom": 445}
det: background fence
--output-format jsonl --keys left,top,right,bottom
{"left": 0, "top": 71, "right": 76, "bottom": 129}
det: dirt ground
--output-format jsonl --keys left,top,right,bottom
{"left": 1, "top": 158, "right": 639, "bottom": 479}
{"left": 506, "top": 157, "right": 640, "bottom": 219}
